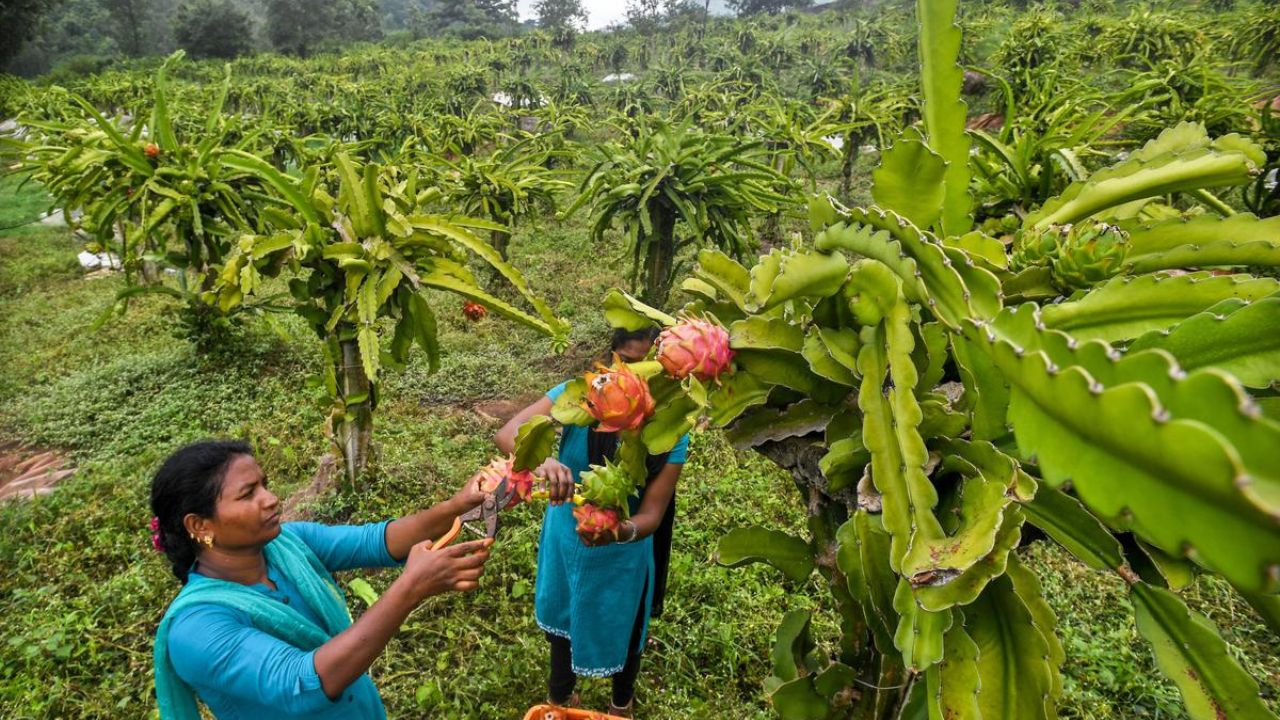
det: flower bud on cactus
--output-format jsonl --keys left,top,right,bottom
{"left": 462, "top": 300, "right": 488, "bottom": 321}
{"left": 656, "top": 317, "right": 734, "bottom": 382}
{"left": 583, "top": 360, "right": 655, "bottom": 432}
{"left": 580, "top": 458, "right": 638, "bottom": 512}
{"left": 573, "top": 503, "right": 621, "bottom": 543}
{"left": 1050, "top": 221, "right": 1129, "bottom": 289}
{"left": 144, "top": 143, "right": 160, "bottom": 159}
{"left": 477, "top": 455, "right": 536, "bottom": 508}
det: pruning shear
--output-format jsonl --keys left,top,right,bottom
{"left": 431, "top": 478, "right": 517, "bottom": 551}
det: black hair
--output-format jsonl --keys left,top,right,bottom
{"left": 609, "top": 326, "right": 661, "bottom": 353}
{"left": 150, "top": 440, "right": 253, "bottom": 584}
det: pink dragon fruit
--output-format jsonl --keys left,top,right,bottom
{"left": 656, "top": 317, "right": 734, "bottom": 382}
{"left": 583, "top": 360, "right": 655, "bottom": 432}
{"left": 573, "top": 503, "right": 622, "bottom": 544}
{"left": 477, "top": 455, "right": 536, "bottom": 508}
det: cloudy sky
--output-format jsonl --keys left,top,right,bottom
{"left": 515, "top": 0, "right": 629, "bottom": 30}
{"left": 515, "top": 1, "right": 733, "bottom": 31}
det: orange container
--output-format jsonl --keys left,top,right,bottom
{"left": 521, "top": 704, "right": 629, "bottom": 720}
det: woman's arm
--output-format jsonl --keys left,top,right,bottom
{"left": 383, "top": 476, "right": 483, "bottom": 561}
{"left": 313, "top": 537, "right": 492, "bottom": 699}
{"left": 495, "top": 396, "right": 576, "bottom": 503}
{"left": 579, "top": 462, "right": 683, "bottom": 546}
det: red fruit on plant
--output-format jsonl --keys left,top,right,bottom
{"left": 462, "top": 300, "right": 488, "bottom": 321}
{"left": 144, "top": 143, "right": 160, "bottom": 158}
{"left": 477, "top": 455, "right": 535, "bottom": 508}
{"left": 656, "top": 317, "right": 734, "bottom": 382}
{"left": 582, "top": 360, "right": 655, "bottom": 432}
{"left": 573, "top": 503, "right": 621, "bottom": 544}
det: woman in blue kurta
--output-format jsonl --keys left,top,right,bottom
{"left": 496, "top": 328, "right": 688, "bottom": 717}
{"left": 149, "top": 440, "right": 493, "bottom": 720}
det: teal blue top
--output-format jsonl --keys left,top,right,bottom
{"left": 534, "top": 381, "right": 688, "bottom": 677}
{"left": 161, "top": 521, "right": 401, "bottom": 719}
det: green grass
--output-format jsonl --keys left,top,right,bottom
{"left": 0, "top": 172, "right": 1277, "bottom": 719}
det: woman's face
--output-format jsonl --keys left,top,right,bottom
{"left": 190, "top": 455, "right": 282, "bottom": 551}
{"left": 616, "top": 338, "right": 653, "bottom": 363}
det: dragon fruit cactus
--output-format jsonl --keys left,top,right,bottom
{"left": 477, "top": 455, "right": 536, "bottom": 508}
{"left": 656, "top": 317, "right": 734, "bottom": 382}
{"left": 1050, "top": 221, "right": 1129, "bottom": 289}
{"left": 573, "top": 503, "right": 622, "bottom": 544}
{"left": 580, "top": 458, "right": 638, "bottom": 512}
{"left": 583, "top": 360, "right": 655, "bottom": 432}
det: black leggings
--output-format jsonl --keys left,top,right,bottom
{"left": 547, "top": 584, "right": 648, "bottom": 707}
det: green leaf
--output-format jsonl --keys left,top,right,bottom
{"left": 769, "top": 678, "right": 829, "bottom": 720}
{"left": 1125, "top": 212, "right": 1280, "bottom": 256}
{"left": 407, "top": 294, "right": 440, "bottom": 373}
{"left": 857, "top": 310, "right": 944, "bottom": 573}
{"left": 965, "top": 575, "right": 1057, "bottom": 720}
{"left": 220, "top": 150, "right": 321, "bottom": 225}
{"left": 836, "top": 511, "right": 899, "bottom": 654}
{"left": 1131, "top": 583, "right": 1277, "bottom": 720}
{"left": 730, "top": 317, "right": 805, "bottom": 352}
{"left": 752, "top": 248, "right": 849, "bottom": 310}
{"left": 819, "top": 434, "right": 869, "bottom": 494}
{"left": 915, "top": 0, "right": 971, "bottom": 235}
{"left": 970, "top": 312, "right": 1280, "bottom": 593}
{"left": 642, "top": 376, "right": 706, "bottom": 454}
{"left": 1039, "top": 272, "right": 1280, "bottom": 343}
{"left": 1027, "top": 125, "right": 1264, "bottom": 228}
{"left": 602, "top": 288, "right": 676, "bottom": 330}
{"left": 693, "top": 248, "right": 753, "bottom": 312}
{"left": 725, "top": 399, "right": 839, "bottom": 450}
{"left": 1128, "top": 295, "right": 1280, "bottom": 388}
{"left": 706, "top": 370, "right": 771, "bottom": 427}
{"left": 551, "top": 378, "right": 592, "bottom": 426}
{"left": 512, "top": 416, "right": 557, "bottom": 472}
{"left": 347, "top": 578, "right": 380, "bottom": 608}
{"left": 934, "top": 619, "right": 982, "bottom": 720}
{"left": 872, "top": 135, "right": 947, "bottom": 232}
{"left": 802, "top": 327, "right": 857, "bottom": 386}
{"left": 893, "top": 578, "right": 951, "bottom": 672}
{"left": 1021, "top": 485, "right": 1126, "bottom": 572}
{"left": 716, "top": 527, "right": 815, "bottom": 583}
{"left": 770, "top": 610, "right": 815, "bottom": 683}
{"left": 357, "top": 325, "right": 380, "bottom": 382}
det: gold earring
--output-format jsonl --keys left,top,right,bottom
{"left": 202, "top": 536, "right": 214, "bottom": 548}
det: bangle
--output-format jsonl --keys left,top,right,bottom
{"left": 620, "top": 520, "right": 638, "bottom": 544}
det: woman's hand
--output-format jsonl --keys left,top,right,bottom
{"left": 450, "top": 471, "right": 487, "bottom": 511}
{"left": 400, "top": 537, "right": 492, "bottom": 601}
{"left": 536, "top": 457, "right": 575, "bottom": 505}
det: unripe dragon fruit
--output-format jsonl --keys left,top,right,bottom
{"left": 1050, "top": 221, "right": 1129, "bottom": 290}
{"left": 573, "top": 503, "right": 622, "bottom": 544}
{"left": 144, "top": 142, "right": 160, "bottom": 159}
{"left": 462, "top": 300, "right": 488, "bottom": 321}
{"left": 1010, "top": 225, "right": 1067, "bottom": 272}
{"left": 477, "top": 455, "right": 535, "bottom": 508}
{"left": 580, "top": 457, "right": 638, "bottom": 511}
{"left": 582, "top": 361, "right": 655, "bottom": 432}
{"left": 656, "top": 317, "right": 734, "bottom": 382}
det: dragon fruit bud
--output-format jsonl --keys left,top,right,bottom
{"left": 573, "top": 503, "right": 621, "bottom": 544}
{"left": 582, "top": 360, "right": 655, "bottom": 432}
{"left": 1050, "top": 221, "right": 1129, "bottom": 290}
{"left": 656, "top": 317, "right": 734, "bottom": 382}
{"left": 477, "top": 455, "right": 536, "bottom": 508}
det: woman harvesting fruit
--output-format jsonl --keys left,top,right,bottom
{"left": 496, "top": 320, "right": 731, "bottom": 717}
{"left": 149, "top": 440, "right": 493, "bottom": 719}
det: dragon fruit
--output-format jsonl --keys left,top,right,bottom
{"left": 582, "top": 361, "right": 655, "bottom": 432}
{"left": 580, "top": 458, "right": 638, "bottom": 513}
{"left": 144, "top": 142, "right": 160, "bottom": 159}
{"left": 1011, "top": 224, "right": 1067, "bottom": 272}
{"left": 1050, "top": 221, "right": 1129, "bottom": 289}
{"left": 574, "top": 503, "right": 622, "bottom": 544}
{"left": 462, "top": 300, "right": 488, "bottom": 321}
{"left": 477, "top": 455, "right": 536, "bottom": 508}
{"left": 656, "top": 317, "right": 734, "bottom": 382}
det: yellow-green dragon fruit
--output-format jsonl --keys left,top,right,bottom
{"left": 1011, "top": 224, "right": 1068, "bottom": 271}
{"left": 580, "top": 457, "right": 639, "bottom": 516}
